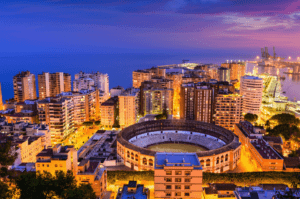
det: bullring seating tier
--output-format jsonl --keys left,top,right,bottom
{"left": 129, "top": 131, "right": 225, "bottom": 150}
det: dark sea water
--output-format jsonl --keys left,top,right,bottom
{"left": 0, "top": 52, "right": 252, "bottom": 101}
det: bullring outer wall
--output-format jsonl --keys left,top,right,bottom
{"left": 117, "top": 119, "right": 241, "bottom": 173}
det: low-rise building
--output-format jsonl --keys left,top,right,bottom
{"left": 116, "top": 181, "right": 149, "bottom": 199}
{"left": 77, "top": 159, "right": 107, "bottom": 198}
{"left": 0, "top": 132, "right": 50, "bottom": 168}
{"left": 203, "top": 183, "right": 236, "bottom": 199}
{"left": 234, "top": 121, "right": 284, "bottom": 171}
{"left": 36, "top": 144, "right": 78, "bottom": 176}
{"left": 154, "top": 153, "right": 203, "bottom": 199}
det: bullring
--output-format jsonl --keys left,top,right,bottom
{"left": 117, "top": 120, "right": 241, "bottom": 173}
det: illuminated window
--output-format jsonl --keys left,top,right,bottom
{"left": 185, "top": 178, "right": 191, "bottom": 182}
{"left": 175, "top": 185, "right": 181, "bottom": 189}
{"left": 175, "top": 171, "right": 182, "bottom": 175}
{"left": 166, "top": 171, "right": 172, "bottom": 175}
{"left": 175, "top": 178, "right": 181, "bottom": 182}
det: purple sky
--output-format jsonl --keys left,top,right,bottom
{"left": 1, "top": 0, "right": 300, "bottom": 56}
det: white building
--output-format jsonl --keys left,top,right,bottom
{"left": 240, "top": 76, "right": 263, "bottom": 115}
{"left": 110, "top": 86, "right": 124, "bottom": 98}
{"left": 75, "top": 72, "right": 109, "bottom": 95}
{"left": 73, "top": 77, "right": 95, "bottom": 92}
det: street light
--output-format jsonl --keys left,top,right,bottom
{"left": 256, "top": 56, "right": 259, "bottom": 59}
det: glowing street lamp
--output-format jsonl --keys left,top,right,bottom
{"left": 256, "top": 56, "right": 259, "bottom": 59}
{"left": 289, "top": 56, "right": 291, "bottom": 60}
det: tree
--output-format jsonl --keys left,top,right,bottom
{"left": 265, "top": 120, "right": 270, "bottom": 128}
{"left": 270, "top": 113, "right": 300, "bottom": 126}
{"left": 0, "top": 181, "right": 14, "bottom": 199}
{"left": 268, "top": 124, "right": 300, "bottom": 140}
{"left": 244, "top": 113, "right": 258, "bottom": 123}
{"left": 15, "top": 171, "right": 96, "bottom": 199}
{"left": 94, "top": 121, "right": 101, "bottom": 126}
{"left": 82, "top": 121, "right": 93, "bottom": 126}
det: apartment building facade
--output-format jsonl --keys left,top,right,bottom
{"left": 38, "top": 72, "right": 71, "bottom": 99}
{"left": 215, "top": 92, "right": 243, "bottom": 132}
{"left": 37, "top": 97, "right": 74, "bottom": 144}
{"left": 77, "top": 160, "right": 107, "bottom": 198}
{"left": 154, "top": 153, "right": 203, "bottom": 199}
{"left": 100, "top": 97, "right": 118, "bottom": 128}
{"left": 13, "top": 71, "right": 37, "bottom": 102}
{"left": 119, "top": 95, "right": 136, "bottom": 128}
{"left": 36, "top": 144, "right": 78, "bottom": 176}
{"left": 58, "top": 89, "right": 100, "bottom": 124}
{"left": 180, "top": 83, "right": 214, "bottom": 123}
{"left": 75, "top": 71, "right": 109, "bottom": 95}
{"left": 240, "top": 76, "right": 263, "bottom": 115}
{"left": 73, "top": 77, "right": 95, "bottom": 92}
{"left": 221, "top": 62, "right": 246, "bottom": 82}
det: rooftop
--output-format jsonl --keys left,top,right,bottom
{"left": 250, "top": 139, "right": 282, "bottom": 160}
{"left": 155, "top": 153, "right": 202, "bottom": 169}
{"left": 242, "top": 76, "right": 262, "bottom": 80}
{"left": 205, "top": 183, "right": 236, "bottom": 194}
{"left": 118, "top": 184, "right": 148, "bottom": 199}
{"left": 263, "top": 136, "right": 283, "bottom": 145}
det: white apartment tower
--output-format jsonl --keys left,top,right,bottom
{"left": 240, "top": 76, "right": 263, "bottom": 115}
{"left": 73, "top": 77, "right": 95, "bottom": 92}
{"left": 75, "top": 72, "right": 109, "bottom": 95}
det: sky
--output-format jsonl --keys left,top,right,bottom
{"left": 1, "top": 0, "right": 300, "bottom": 54}
{"left": 0, "top": 0, "right": 300, "bottom": 100}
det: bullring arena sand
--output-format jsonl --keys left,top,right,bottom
{"left": 146, "top": 143, "right": 206, "bottom": 152}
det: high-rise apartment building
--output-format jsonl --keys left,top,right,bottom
{"left": 180, "top": 83, "right": 214, "bottom": 123}
{"left": 140, "top": 79, "right": 173, "bottom": 116}
{"left": 13, "top": 71, "right": 37, "bottom": 102}
{"left": 119, "top": 95, "right": 136, "bottom": 128}
{"left": 215, "top": 91, "right": 243, "bottom": 131}
{"left": 0, "top": 83, "right": 3, "bottom": 110}
{"left": 75, "top": 72, "right": 109, "bottom": 95}
{"left": 154, "top": 153, "right": 203, "bottom": 199}
{"left": 73, "top": 77, "right": 95, "bottom": 92}
{"left": 218, "top": 67, "right": 230, "bottom": 82}
{"left": 240, "top": 76, "right": 263, "bottom": 115}
{"left": 38, "top": 72, "right": 71, "bottom": 99}
{"left": 221, "top": 62, "right": 246, "bottom": 82}
{"left": 142, "top": 88, "right": 173, "bottom": 116}
{"left": 100, "top": 97, "right": 118, "bottom": 128}
{"left": 166, "top": 73, "right": 183, "bottom": 119}
{"left": 37, "top": 97, "right": 74, "bottom": 144}
{"left": 132, "top": 68, "right": 166, "bottom": 88}
{"left": 57, "top": 90, "right": 100, "bottom": 124}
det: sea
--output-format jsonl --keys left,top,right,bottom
{"left": 0, "top": 52, "right": 299, "bottom": 102}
